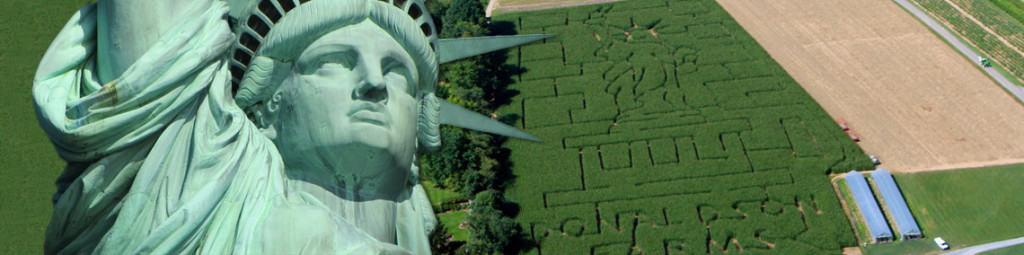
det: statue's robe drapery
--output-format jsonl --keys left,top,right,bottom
{"left": 33, "top": 3, "right": 433, "bottom": 254}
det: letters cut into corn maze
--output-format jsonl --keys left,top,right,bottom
{"left": 494, "top": 0, "right": 875, "bottom": 254}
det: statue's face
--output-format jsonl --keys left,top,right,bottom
{"left": 272, "top": 20, "right": 419, "bottom": 193}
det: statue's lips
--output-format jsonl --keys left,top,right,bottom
{"left": 348, "top": 103, "right": 389, "bottom": 127}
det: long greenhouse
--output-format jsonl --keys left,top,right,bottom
{"left": 871, "top": 169, "right": 922, "bottom": 240}
{"left": 845, "top": 171, "right": 893, "bottom": 243}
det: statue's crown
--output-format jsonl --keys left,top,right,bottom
{"left": 228, "top": 0, "right": 439, "bottom": 90}
{"left": 226, "top": 0, "right": 548, "bottom": 142}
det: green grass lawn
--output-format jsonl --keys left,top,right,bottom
{"left": 438, "top": 211, "right": 470, "bottom": 241}
{"left": 0, "top": 1, "right": 93, "bottom": 254}
{"left": 860, "top": 164, "right": 1024, "bottom": 254}
{"left": 422, "top": 180, "right": 463, "bottom": 208}
{"left": 863, "top": 238, "right": 945, "bottom": 255}
{"left": 422, "top": 180, "right": 470, "bottom": 243}
{"left": 897, "top": 164, "right": 1024, "bottom": 247}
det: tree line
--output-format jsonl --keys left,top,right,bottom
{"left": 422, "top": 0, "right": 531, "bottom": 254}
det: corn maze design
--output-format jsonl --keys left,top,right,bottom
{"left": 494, "top": 0, "right": 873, "bottom": 254}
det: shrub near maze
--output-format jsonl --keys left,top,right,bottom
{"left": 494, "top": 0, "right": 873, "bottom": 254}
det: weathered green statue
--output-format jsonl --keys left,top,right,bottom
{"left": 33, "top": 0, "right": 545, "bottom": 253}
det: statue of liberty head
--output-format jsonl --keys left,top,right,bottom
{"left": 225, "top": 0, "right": 546, "bottom": 249}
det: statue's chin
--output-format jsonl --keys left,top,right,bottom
{"left": 277, "top": 120, "right": 415, "bottom": 199}
{"left": 284, "top": 140, "right": 409, "bottom": 200}
{"left": 346, "top": 123, "right": 393, "bottom": 150}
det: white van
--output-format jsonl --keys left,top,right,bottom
{"left": 934, "top": 237, "right": 949, "bottom": 250}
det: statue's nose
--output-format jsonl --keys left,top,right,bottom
{"left": 353, "top": 73, "right": 388, "bottom": 104}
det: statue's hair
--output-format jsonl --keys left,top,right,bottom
{"left": 231, "top": 0, "right": 441, "bottom": 151}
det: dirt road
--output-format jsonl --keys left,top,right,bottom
{"left": 716, "top": 0, "right": 1024, "bottom": 172}
{"left": 492, "top": 0, "right": 622, "bottom": 13}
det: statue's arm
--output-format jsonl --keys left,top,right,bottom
{"left": 95, "top": 0, "right": 218, "bottom": 83}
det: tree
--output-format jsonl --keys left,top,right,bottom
{"left": 439, "top": 59, "right": 487, "bottom": 112}
{"left": 461, "top": 171, "right": 491, "bottom": 196}
{"left": 423, "top": 127, "right": 478, "bottom": 189}
{"left": 444, "top": 21, "right": 488, "bottom": 39}
{"left": 465, "top": 206, "right": 522, "bottom": 254}
{"left": 424, "top": 0, "right": 447, "bottom": 37}
{"left": 429, "top": 222, "right": 462, "bottom": 254}
{"left": 470, "top": 190, "right": 518, "bottom": 217}
{"left": 441, "top": 0, "right": 486, "bottom": 38}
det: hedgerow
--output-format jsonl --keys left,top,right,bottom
{"left": 598, "top": 142, "right": 631, "bottom": 169}
{"left": 491, "top": 0, "right": 871, "bottom": 253}
{"left": 521, "top": 13, "right": 567, "bottom": 30}
{"left": 519, "top": 59, "right": 579, "bottom": 81}
{"left": 669, "top": 0, "right": 709, "bottom": 16}
{"left": 523, "top": 94, "right": 582, "bottom": 128}
{"left": 519, "top": 42, "right": 563, "bottom": 63}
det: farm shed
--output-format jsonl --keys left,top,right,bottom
{"left": 871, "top": 169, "right": 922, "bottom": 240}
{"left": 845, "top": 171, "right": 894, "bottom": 243}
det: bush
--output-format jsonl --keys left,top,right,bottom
{"left": 440, "top": 196, "right": 472, "bottom": 212}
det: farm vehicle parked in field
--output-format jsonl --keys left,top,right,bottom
{"left": 837, "top": 119, "right": 861, "bottom": 142}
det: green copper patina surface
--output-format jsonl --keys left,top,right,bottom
{"left": 33, "top": 0, "right": 546, "bottom": 254}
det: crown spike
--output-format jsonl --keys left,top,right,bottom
{"left": 437, "top": 34, "right": 554, "bottom": 64}
{"left": 439, "top": 100, "right": 541, "bottom": 142}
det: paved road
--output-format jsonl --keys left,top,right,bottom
{"left": 944, "top": 236, "right": 1024, "bottom": 255}
{"left": 892, "top": 0, "right": 1024, "bottom": 103}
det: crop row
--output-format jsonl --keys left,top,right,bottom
{"left": 915, "top": 0, "right": 1024, "bottom": 80}
{"left": 947, "top": 0, "right": 1024, "bottom": 47}
{"left": 988, "top": 0, "right": 1024, "bottom": 26}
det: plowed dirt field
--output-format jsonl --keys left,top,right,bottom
{"left": 716, "top": 0, "right": 1024, "bottom": 172}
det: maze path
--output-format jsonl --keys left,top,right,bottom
{"left": 494, "top": 0, "right": 874, "bottom": 254}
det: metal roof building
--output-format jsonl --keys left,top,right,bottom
{"left": 845, "top": 171, "right": 893, "bottom": 243}
{"left": 872, "top": 169, "right": 922, "bottom": 240}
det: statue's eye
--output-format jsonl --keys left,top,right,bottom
{"left": 319, "top": 54, "right": 357, "bottom": 70}
{"left": 312, "top": 62, "right": 347, "bottom": 76}
{"left": 299, "top": 52, "right": 357, "bottom": 75}
{"left": 382, "top": 60, "right": 414, "bottom": 94}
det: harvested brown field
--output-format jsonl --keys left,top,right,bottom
{"left": 716, "top": 0, "right": 1024, "bottom": 172}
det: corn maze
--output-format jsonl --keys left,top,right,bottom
{"left": 493, "top": 0, "right": 873, "bottom": 254}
